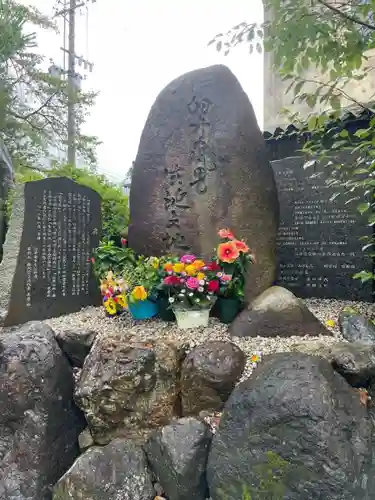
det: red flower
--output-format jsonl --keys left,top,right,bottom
{"left": 218, "top": 228, "right": 234, "bottom": 239}
{"left": 233, "top": 239, "right": 249, "bottom": 253}
{"left": 217, "top": 242, "right": 240, "bottom": 263}
{"left": 208, "top": 280, "right": 220, "bottom": 292}
{"left": 121, "top": 237, "right": 127, "bottom": 246}
{"left": 163, "top": 275, "right": 180, "bottom": 286}
{"left": 207, "top": 261, "right": 221, "bottom": 272}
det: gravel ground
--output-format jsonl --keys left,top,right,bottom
{"left": 45, "top": 298, "right": 375, "bottom": 383}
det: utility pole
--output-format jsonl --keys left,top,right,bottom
{"left": 52, "top": 0, "right": 95, "bottom": 167}
{"left": 67, "top": 0, "right": 76, "bottom": 166}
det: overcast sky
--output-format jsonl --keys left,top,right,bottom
{"left": 27, "top": 0, "right": 263, "bottom": 182}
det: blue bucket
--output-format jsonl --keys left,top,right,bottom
{"left": 128, "top": 299, "right": 158, "bottom": 320}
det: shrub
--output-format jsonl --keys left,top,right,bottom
{"left": 9, "top": 163, "right": 129, "bottom": 242}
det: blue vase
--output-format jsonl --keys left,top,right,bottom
{"left": 129, "top": 299, "right": 158, "bottom": 320}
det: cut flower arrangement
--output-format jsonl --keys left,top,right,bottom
{"left": 215, "top": 228, "right": 256, "bottom": 301}
{"left": 96, "top": 228, "right": 255, "bottom": 326}
{"left": 100, "top": 271, "right": 128, "bottom": 316}
{"left": 210, "top": 228, "right": 256, "bottom": 323}
{"left": 158, "top": 254, "right": 230, "bottom": 310}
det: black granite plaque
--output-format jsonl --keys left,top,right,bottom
{"left": 271, "top": 156, "right": 373, "bottom": 301}
{"left": 0, "top": 177, "right": 101, "bottom": 326}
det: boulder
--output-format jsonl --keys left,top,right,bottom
{"left": 128, "top": 64, "right": 279, "bottom": 301}
{"left": 230, "top": 285, "right": 332, "bottom": 337}
{"left": 74, "top": 333, "right": 182, "bottom": 444}
{"left": 207, "top": 352, "right": 374, "bottom": 500}
{"left": 180, "top": 341, "right": 245, "bottom": 415}
{"left": 78, "top": 427, "right": 94, "bottom": 452}
{"left": 339, "top": 308, "right": 375, "bottom": 344}
{"left": 54, "top": 327, "right": 97, "bottom": 367}
{"left": 292, "top": 340, "right": 375, "bottom": 387}
{"left": 0, "top": 321, "right": 85, "bottom": 500}
{"left": 144, "top": 417, "right": 212, "bottom": 500}
{"left": 53, "top": 438, "right": 155, "bottom": 500}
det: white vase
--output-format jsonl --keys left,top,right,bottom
{"left": 173, "top": 307, "right": 210, "bottom": 329}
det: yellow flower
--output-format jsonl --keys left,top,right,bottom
{"left": 326, "top": 319, "right": 336, "bottom": 328}
{"left": 250, "top": 353, "right": 261, "bottom": 364}
{"left": 100, "top": 282, "right": 108, "bottom": 295}
{"left": 152, "top": 258, "right": 159, "bottom": 269}
{"left": 185, "top": 264, "right": 197, "bottom": 276}
{"left": 172, "top": 262, "right": 185, "bottom": 273}
{"left": 104, "top": 298, "right": 117, "bottom": 315}
{"left": 193, "top": 259, "right": 205, "bottom": 270}
{"left": 132, "top": 285, "right": 147, "bottom": 301}
{"left": 116, "top": 294, "right": 128, "bottom": 309}
{"left": 196, "top": 272, "right": 206, "bottom": 281}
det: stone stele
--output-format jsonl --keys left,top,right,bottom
{"left": 128, "top": 64, "right": 279, "bottom": 300}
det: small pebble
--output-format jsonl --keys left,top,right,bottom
{"left": 38, "top": 298, "right": 374, "bottom": 384}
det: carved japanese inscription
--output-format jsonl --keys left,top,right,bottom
{"left": 128, "top": 64, "right": 279, "bottom": 300}
{"left": 272, "top": 156, "right": 373, "bottom": 301}
{"left": 0, "top": 177, "right": 101, "bottom": 326}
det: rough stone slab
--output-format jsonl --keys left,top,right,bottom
{"left": 128, "top": 64, "right": 279, "bottom": 301}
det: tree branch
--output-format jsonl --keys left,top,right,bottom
{"left": 316, "top": 0, "right": 375, "bottom": 31}
{"left": 301, "top": 76, "right": 374, "bottom": 111}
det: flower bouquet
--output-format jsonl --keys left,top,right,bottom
{"left": 100, "top": 271, "right": 128, "bottom": 317}
{"left": 122, "top": 256, "right": 161, "bottom": 320}
{"left": 158, "top": 254, "right": 229, "bottom": 329}
{"left": 213, "top": 228, "right": 256, "bottom": 323}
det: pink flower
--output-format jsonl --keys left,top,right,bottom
{"left": 221, "top": 274, "right": 232, "bottom": 282}
{"left": 186, "top": 277, "right": 200, "bottom": 290}
{"left": 121, "top": 237, "right": 127, "bottom": 246}
{"left": 180, "top": 254, "right": 196, "bottom": 264}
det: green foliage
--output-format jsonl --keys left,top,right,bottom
{"left": 122, "top": 256, "right": 162, "bottom": 303}
{"left": 14, "top": 164, "right": 129, "bottom": 241}
{"left": 0, "top": 0, "right": 99, "bottom": 168}
{"left": 218, "top": 451, "right": 290, "bottom": 500}
{"left": 210, "top": 0, "right": 375, "bottom": 282}
{"left": 92, "top": 240, "right": 135, "bottom": 280}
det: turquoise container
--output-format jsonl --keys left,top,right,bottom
{"left": 129, "top": 299, "right": 158, "bottom": 320}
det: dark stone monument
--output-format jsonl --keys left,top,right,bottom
{"left": 128, "top": 64, "right": 279, "bottom": 301}
{"left": 0, "top": 177, "right": 101, "bottom": 326}
{"left": 272, "top": 156, "right": 373, "bottom": 301}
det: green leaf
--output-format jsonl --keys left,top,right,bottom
{"left": 353, "top": 270, "right": 374, "bottom": 283}
{"left": 358, "top": 202, "right": 370, "bottom": 214}
{"left": 307, "top": 116, "right": 318, "bottom": 130}
{"left": 354, "top": 128, "right": 371, "bottom": 139}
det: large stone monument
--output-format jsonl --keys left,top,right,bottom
{"left": 272, "top": 155, "right": 373, "bottom": 301}
{"left": 0, "top": 177, "right": 101, "bottom": 326}
{"left": 128, "top": 64, "right": 279, "bottom": 300}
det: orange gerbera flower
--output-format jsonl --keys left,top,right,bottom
{"left": 217, "top": 241, "right": 240, "bottom": 263}
{"left": 233, "top": 239, "right": 249, "bottom": 253}
{"left": 192, "top": 259, "right": 205, "bottom": 270}
{"left": 218, "top": 228, "right": 234, "bottom": 239}
{"left": 164, "top": 262, "right": 174, "bottom": 272}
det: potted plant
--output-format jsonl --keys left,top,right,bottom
{"left": 100, "top": 271, "right": 128, "bottom": 317}
{"left": 122, "top": 256, "right": 160, "bottom": 320}
{"left": 213, "top": 228, "right": 256, "bottom": 324}
{"left": 92, "top": 239, "right": 136, "bottom": 279}
{"left": 158, "top": 254, "right": 228, "bottom": 329}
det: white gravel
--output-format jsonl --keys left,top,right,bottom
{"left": 44, "top": 298, "right": 375, "bottom": 382}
